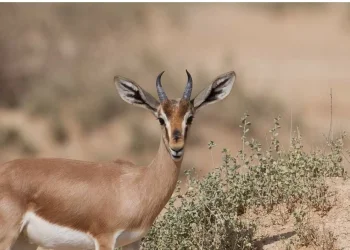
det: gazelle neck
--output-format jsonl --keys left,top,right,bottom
{"left": 149, "top": 136, "right": 182, "bottom": 170}
{"left": 140, "top": 137, "right": 181, "bottom": 223}
{"left": 147, "top": 136, "right": 181, "bottom": 189}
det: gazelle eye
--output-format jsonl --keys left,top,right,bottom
{"left": 186, "top": 116, "right": 194, "bottom": 125}
{"left": 158, "top": 118, "right": 165, "bottom": 126}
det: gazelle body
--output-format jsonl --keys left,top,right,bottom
{"left": 0, "top": 70, "right": 235, "bottom": 250}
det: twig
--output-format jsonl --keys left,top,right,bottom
{"left": 210, "top": 150, "right": 215, "bottom": 168}
{"left": 342, "top": 152, "right": 350, "bottom": 164}
{"left": 328, "top": 88, "right": 333, "bottom": 142}
{"left": 290, "top": 107, "right": 293, "bottom": 147}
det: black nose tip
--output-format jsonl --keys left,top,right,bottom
{"left": 173, "top": 129, "right": 182, "bottom": 142}
{"left": 172, "top": 147, "right": 184, "bottom": 153}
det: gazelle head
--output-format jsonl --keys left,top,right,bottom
{"left": 115, "top": 70, "right": 236, "bottom": 162}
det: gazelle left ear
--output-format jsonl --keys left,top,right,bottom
{"left": 191, "top": 71, "right": 236, "bottom": 111}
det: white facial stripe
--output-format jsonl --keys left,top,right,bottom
{"left": 182, "top": 111, "right": 193, "bottom": 137}
{"left": 159, "top": 109, "right": 172, "bottom": 139}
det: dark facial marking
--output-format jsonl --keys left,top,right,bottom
{"left": 173, "top": 129, "right": 181, "bottom": 142}
{"left": 158, "top": 118, "right": 165, "bottom": 126}
{"left": 186, "top": 116, "right": 193, "bottom": 125}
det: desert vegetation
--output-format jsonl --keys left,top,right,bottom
{"left": 142, "top": 114, "right": 348, "bottom": 249}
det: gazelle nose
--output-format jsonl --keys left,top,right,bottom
{"left": 173, "top": 129, "right": 182, "bottom": 142}
{"left": 172, "top": 147, "right": 183, "bottom": 153}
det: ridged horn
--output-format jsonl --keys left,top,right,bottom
{"left": 182, "top": 69, "right": 193, "bottom": 101}
{"left": 156, "top": 71, "right": 168, "bottom": 103}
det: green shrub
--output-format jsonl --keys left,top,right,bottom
{"left": 142, "top": 114, "right": 347, "bottom": 249}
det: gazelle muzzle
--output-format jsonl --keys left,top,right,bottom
{"left": 170, "top": 147, "right": 184, "bottom": 160}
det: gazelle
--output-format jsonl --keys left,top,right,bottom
{"left": 0, "top": 70, "right": 235, "bottom": 250}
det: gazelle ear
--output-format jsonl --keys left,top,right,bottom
{"left": 191, "top": 71, "right": 235, "bottom": 112}
{"left": 114, "top": 76, "right": 160, "bottom": 114}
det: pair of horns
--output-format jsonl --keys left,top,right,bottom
{"left": 156, "top": 70, "right": 193, "bottom": 103}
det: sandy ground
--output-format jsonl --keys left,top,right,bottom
{"left": 248, "top": 177, "right": 350, "bottom": 249}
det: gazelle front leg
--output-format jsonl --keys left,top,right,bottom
{"left": 95, "top": 235, "right": 115, "bottom": 250}
{"left": 122, "top": 240, "right": 141, "bottom": 250}
{"left": 0, "top": 193, "right": 26, "bottom": 250}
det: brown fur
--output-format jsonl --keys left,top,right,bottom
{"left": 0, "top": 137, "right": 180, "bottom": 248}
{"left": 160, "top": 99, "right": 193, "bottom": 150}
{"left": 0, "top": 69, "right": 234, "bottom": 249}
{"left": 0, "top": 98, "right": 190, "bottom": 250}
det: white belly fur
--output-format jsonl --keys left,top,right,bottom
{"left": 22, "top": 212, "right": 95, "bottom": 250}
{"left": 21, "top": 212, "right": 148, "bottom": 249}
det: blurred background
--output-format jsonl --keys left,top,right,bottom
{"left": 0, "top": 3, "right": 349, "bottom": 174}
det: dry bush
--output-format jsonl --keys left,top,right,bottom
{"left": 142, "top": 114, "right": 347, "bottom": 249}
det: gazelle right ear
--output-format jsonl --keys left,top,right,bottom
{"left": 191, "top": 71, "right": 236, "bottom": 112}
{"left": 114, "top": 76, "right": 160, "bottom": 114}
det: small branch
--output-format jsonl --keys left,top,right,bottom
{"left": 210, "top": 150, "right": 215, "bottom": 168}
{"left": 342, "top": 152, "right": 350, "bottom": 164}
{"left": 290, "top": 107, "right": 293, "bottom": 147}
{"left": 328, "top": 88, "right": 333, "bottom": 142}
